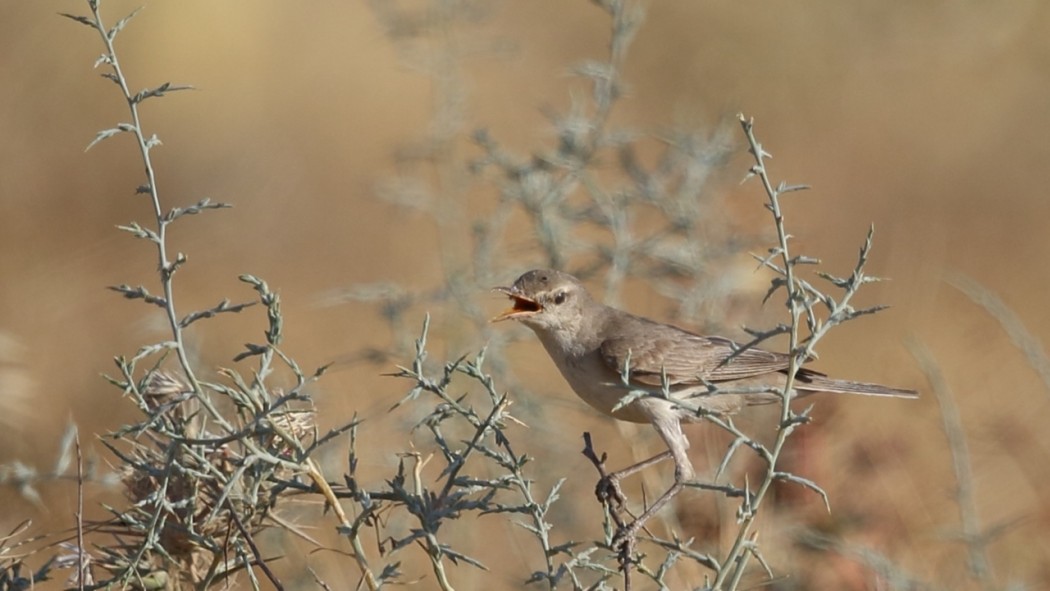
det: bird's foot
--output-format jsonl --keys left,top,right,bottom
{"left": 610, "top": 518, "right": 641, "bottom": 555}
{"left": 595, "top": 473, "right": 627, "bottom": 514}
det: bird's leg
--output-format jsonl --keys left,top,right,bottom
{"left": 610, "top": 416, "right": 694, "bottom": 551}
{"left": 584, "top": 433, "right": 665, "bottom": 516}
{"left": 611, "top": 477, "right": 685, "bottom": 551}
{"left": 597, "top": 450, "right": 674, "bottom": 512}
{"left": 596, "top": 451, "right": 667, "bottom": 516}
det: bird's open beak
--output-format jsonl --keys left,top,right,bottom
{"left": 491, "top": 286, "right": 542, "bottom": 322}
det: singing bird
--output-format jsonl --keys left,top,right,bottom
{"left": 493, "top": 269, "right": 917, "bottom": 535}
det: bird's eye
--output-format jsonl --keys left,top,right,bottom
{"left": 553, "top": 291, "right": 567, "bottom": 305}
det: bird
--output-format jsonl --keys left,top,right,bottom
{"left": 492, "top": 268, "right": 917, "bottom": 540}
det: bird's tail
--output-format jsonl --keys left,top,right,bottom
{"left": 794, "top": 369, "right": 918, "bottom": 399}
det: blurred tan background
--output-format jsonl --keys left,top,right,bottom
{"left": 2, "top": 0, "right": 1049, "bottom": 588}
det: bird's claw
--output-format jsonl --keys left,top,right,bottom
{"left": 595, "top": 474, "right": 627, "bottom": 513}
{"left": 610, "top": 519, "right": 641, "bottom": 566}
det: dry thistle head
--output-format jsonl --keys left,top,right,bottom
{"left": 90, "top": 368, "right": 321, "bottom": 587}
{"left": 140, "top": 371, "right": 191, "bottom": 410}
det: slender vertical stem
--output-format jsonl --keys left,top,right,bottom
{"left": 712, "top": 116, "right": 806, "bottom": 589}
{"left": 910, "top": 340, "right": 994, "bottom": 590}
{"left": 85, "top": 2, "right": 233, "bottom": 431}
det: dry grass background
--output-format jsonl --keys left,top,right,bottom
{"left": 2, "top": 0, "right": 1049, "bottom": 588}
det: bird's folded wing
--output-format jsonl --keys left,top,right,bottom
{"left": 599, "top": 329, "right": 793, "bottom": 387}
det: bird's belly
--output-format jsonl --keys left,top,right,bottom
{"left": 555, "top": 355, "right": 668, "bottom": 424}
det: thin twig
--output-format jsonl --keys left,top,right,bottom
{"left": 909, "top": 339, "right": 995, "bottom": 590}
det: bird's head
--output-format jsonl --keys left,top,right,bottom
{"left": 492, "top": 269, "right": 592, "bottom": 335}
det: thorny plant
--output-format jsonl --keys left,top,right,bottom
{"left": 4, "top": 0, "right": 1033, "bottom": 590}
{"left": 43, "top": 1, "right": 360, "bottom": 589}
{"left": 564, "top": 112, "right": 899, "bottom": 590}
{"left": 667, "top": 116, "right": 894, "bottom": 590}
{"left": 317, "top": 316, "right": 621, "bottom": 590}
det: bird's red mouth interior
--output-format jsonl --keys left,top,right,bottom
{"left": 509, "top": 295, "right": 541, "bottom": 313}
{"left": 491, "top": 288, "right": 542, "bottom": 321}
